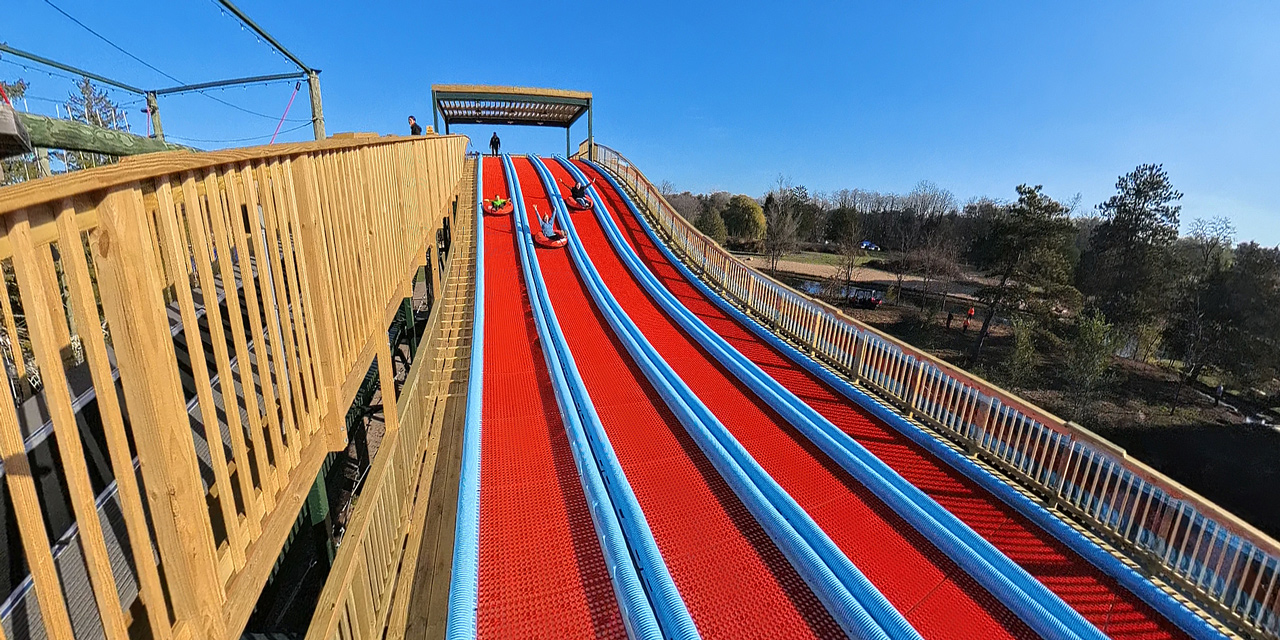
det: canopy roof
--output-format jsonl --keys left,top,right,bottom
{"left": 431, "top": 85, "right": 591, "bottom": 130}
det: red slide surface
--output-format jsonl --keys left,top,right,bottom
{"left": 513, "top": 157, "right": 843, "bottom": 640}
{"left": 475, "top": 156, "right": 624, "bottom": 639}
{"left": 556, "top": 159, "right": 1035, "bottom": 640}
{"left": 576, "top": 159, "right": 1191, "bottom": 640}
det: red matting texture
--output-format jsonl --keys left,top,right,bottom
{"left": 561, "top": 160, "right": 1035, "bottom": 640}
{"left": 577, "top": 159, "right": 1192, "bottom": 640}
{"left": 475, "top": 156, "right": 624, "bottom": 639}
{"left": 514, "top": 157, "right": 843, "bottom": 640}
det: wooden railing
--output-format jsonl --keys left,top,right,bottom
{"left": 305, "top": 155, "right": 476, "bottom": 640}
{"left": 579, "top": 141, "right": 1280, "bottom": 639}
{"left": 0, "top": 133, "right": 466, "bottom": 640}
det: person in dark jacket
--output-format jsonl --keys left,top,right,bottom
{"left": 408, "top": 115, "right": 422, "bottom": 136}
{"left": 489, "top": 132, "right": 501, "bottom": 156}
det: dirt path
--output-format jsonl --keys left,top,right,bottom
{"left": 734, "top": 253, "right": 985, "bottom": 301}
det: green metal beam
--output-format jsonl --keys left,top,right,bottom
{"left": 214, "top": 0, "right": 312, "bottom": 72}
{"left": 0, "top": 44, "right": 146, "bottom": 94}
{"left": 152, "top": 72, "right": 307, "bottom": 96}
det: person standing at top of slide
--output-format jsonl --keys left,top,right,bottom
{"left": 489, "top": 132, "right": 501, "bottom": 156}
{"left": 408, "top": 115, "right": 422, "bottom": 136}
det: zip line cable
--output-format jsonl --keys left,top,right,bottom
{"left": 38, "top": 0, "right": 311, "bottom": 122}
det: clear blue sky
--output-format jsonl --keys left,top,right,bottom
{"left": 6, "top": 0, "right": 1278, "bottom": 244}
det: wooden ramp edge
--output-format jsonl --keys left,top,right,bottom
{"left": 384, "top": 161, "right": 477, "bottom": 640}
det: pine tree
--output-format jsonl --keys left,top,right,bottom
{"left": 696, "top": 207, "right": 728, "bottom": 244}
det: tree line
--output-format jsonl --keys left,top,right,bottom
{"left": 660, "top": 164, "right": 1280, "bottom": 403}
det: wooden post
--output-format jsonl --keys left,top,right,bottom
{"left": 145, "top": 92, "right": 164, "bottom": 141}
{"left": 808, "top": 311, "right": 822, "bottom": 354}
{"left": 91, "top": 185, "right": 227, "bottom": 639}
{"left": 971, "top": 397, "right": 998, "bottom": 454}
{"left": 308, "top": 70, "right": 326, "bottom": 140}
{"left": 905, "top": 360, "right": 925, "bottom": 417}
{"left": 850, "top": 332, "right": 867, "bottom": 381}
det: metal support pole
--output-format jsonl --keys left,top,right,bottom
{"left": 307, "top": 71, "right": 325, "bottom": 140}
{"left": 587, "top": 97, "right": 594, "bottom": 160}
{"left": 431, "top": 90, "right": 439, "bottom": 134}
{"left": 145, "top": 92, "right": 164, "bottom": 142}
{"left": 306, "top": 465, "right": 335, "bottom": 566}
{"left": 566, "top": 126, "right": 571, "bottom": 157}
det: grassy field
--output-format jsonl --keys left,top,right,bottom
{"left": 732, "top": 250, "right": 874, "bottom": 268}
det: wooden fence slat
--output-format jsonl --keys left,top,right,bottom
{"left": 154, "top": 177, "right": 247, "bottom": 570}
{"left": 251, "top": 163, "right": 308, "bottom": 460}
{"left": 55, "top": 196, "right": 175, "bottom": 640}
{"left": 265, "top": 162, "right": 318, "bottom": 447}
{"left": 91, "top": 184, "right": 227, "bottom": 638}
{"left": 240, "top": 163, "right": 302, "bottom": 471}
{"left": 9, "top": 206, "right": 131, "bottom": 640}
{"left": 0, "top": 265, "right": 75, "bottom": 640}
{"left": 179, "top": 173, "right": 265, "bottom": 538}
{"left": 0, "top": 260, "right": 26, "bottom": 379}
{"left": 223, "top": 167, "right": 292, "bottom": 474}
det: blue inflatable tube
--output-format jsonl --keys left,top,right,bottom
{"left": 505, "top": 156, "right": 695, "bottom": 640}
{"left": 580, "top": 158, "right": 1225, "bottom": 640}
{"left": 534, "top": 157, "right": 920, "bottom": 640}
{"left": 577, "top": 158, "right": 1118, "bottom": 640}
{"left": 445, "top": 155, "right": 485, "bottom": 640}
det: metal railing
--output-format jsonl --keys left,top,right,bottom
{"left": 0, "top": 133, "right": 467, "bottom": 640}
{"left": 578, "top": 141, "right": 1280, "bottom": 639}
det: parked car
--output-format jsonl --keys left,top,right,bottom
{"left": 850, "top": 290, "right": 883, "bottom": 309}
{"left": 859, "top": 240, "right": 882, "bottom": 251}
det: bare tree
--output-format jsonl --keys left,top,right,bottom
{"left": 883, "top": 181, "right": 956, "bottom": 301}
{"left": 763, "top": 176, "right": 799, "bottom": 272}
{"left": 1186, "top": 216, "right": 1235, "bottom": 275}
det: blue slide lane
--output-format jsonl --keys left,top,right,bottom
{"left": 445, "top": 155, "right": 485, "bottom": 640}
{"left": 532, "top": 156, "right": 921, "bottom": 640}
{"left": 580, "top": 158, "right": 1225, "bottom": 640}
{"left": 504, "top": 155, "right": 697, "bottom": 640}
{"left": 575, "top": 158, "right": 1116, "bottom": 640}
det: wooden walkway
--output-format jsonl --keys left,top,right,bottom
{"left": 385, "top": 163, "right": 476, "bottom": 640}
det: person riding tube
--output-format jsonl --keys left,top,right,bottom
{"left": 533, "top": 205, "right": 568, "bottom": 248}
{"left": 484, "top": 194, "right": 512, "bottom": 215}
{"left": 560, "top": 176, "right": 596, "bottom": 210}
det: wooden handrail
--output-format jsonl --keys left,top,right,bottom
{"left": 0, "top": 134, "right": 462, "bottom": 216}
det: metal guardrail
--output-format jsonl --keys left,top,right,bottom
{"left": 0, "top": 133, "right": 467, "bottom": 640}
{"left": 577, "top": 141, "right": 1280, "bottom": 639}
